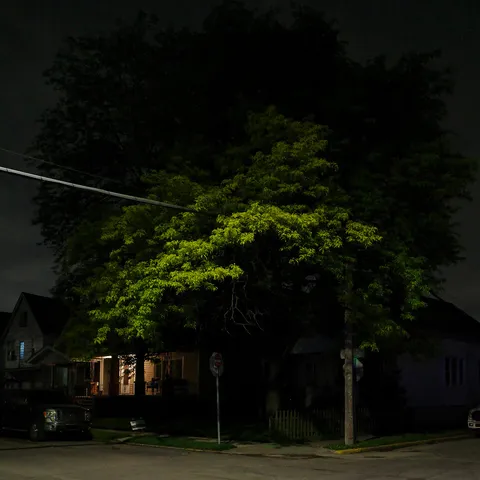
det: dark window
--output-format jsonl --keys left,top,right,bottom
{"left": 445, "top": 357, "right": 464, "bottom": 387}
{"left": 19, "top": 312, "right": 27, "bottom": 327}
{"left": 6, "top": 341, "right": 16, "bottom": 361}
{"left": 171, "top": 359, "right": 183, "bottom": 379}
{"left": 155, "top": 362, "right": 165, "bottom": 380}
{"left": 445, "top": 357, "right": 450, "bottom": 386}
{"left": 451, "top": 357, "right": 458, "bottom": 386}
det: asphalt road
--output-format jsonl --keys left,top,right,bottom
{"left": 0, "top": 436, "right": 480, "bottom": 479}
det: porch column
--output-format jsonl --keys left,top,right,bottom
{"left": 109, "top": 355, "right": 120, "bottom": 396}
{"left": 99, "top": 358, "right": 105, "bottom": 394}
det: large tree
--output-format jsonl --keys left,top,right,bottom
{"left": 78, "top": 109, "right": 421, "bottom": 348}
{"left": 30, "top": 1, "right": 476, "bottom": 380}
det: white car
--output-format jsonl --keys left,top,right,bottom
{"left": 468, "top": 407, "right": 480, "bottom": 435}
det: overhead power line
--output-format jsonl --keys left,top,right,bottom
{"left": 0, "top": 146, "right": 125, "bottom": 186}
{"left": 0, "top": 165, "right": 195, "bottom": 213}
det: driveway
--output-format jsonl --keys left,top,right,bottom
{"left": 0, "top": 437, "right": 479, "bottom": 479}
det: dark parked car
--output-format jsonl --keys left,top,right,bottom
{"left": 0, "top": 389, "right": 92, "bottom": 441}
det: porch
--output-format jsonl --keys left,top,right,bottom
{"left": 72, "top": 351, "right": 200, "bottom": 397}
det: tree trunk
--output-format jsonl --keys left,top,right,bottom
{"left": 343, "top": 263, "right": 356, "bottom": 446}
{"left": 134, "top": 350, "right": 146, "bottom": 396}
{"left": 344, "top": 311, "right": 356, "bottom": 445}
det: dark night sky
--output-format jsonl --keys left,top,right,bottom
{"left": 0, "top": 1, "right": 478, "bottom": 314}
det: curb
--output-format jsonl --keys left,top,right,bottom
{"left": 330, "top": 434, "right": 470, "bottom": 455}
{"left": 124, "top": 441, "right": 237, "bottom": 455}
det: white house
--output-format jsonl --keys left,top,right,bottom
{"left": 398, "top": 297, "right": 480, "bottom": 409}
{"left": 0, "top": 292, "right": 72, "bottom": 390}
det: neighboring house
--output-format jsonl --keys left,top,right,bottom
{"left": 0, "top": 292, "right": 201, "bottom": 397}
{"left": 1, "top": 292, "right": 71, "bottom": 390}
{"left": 398, "top": 297, "right": 480, "bottom": 409}
{"left": 0, "top": 311, "right": 11, "bottom": 374}
{"left": 275, "top": 297, "right": 480, "bottom": 414}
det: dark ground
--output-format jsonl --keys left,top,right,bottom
{"left": 0, "top": 436, "right": 479, "bottom": 479}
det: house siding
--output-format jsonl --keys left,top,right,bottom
{"left": 398, "top": 338, "right": 480, "bottom": 407}
{"left": 4, "top": 296, "right": 44, "bottom": 369}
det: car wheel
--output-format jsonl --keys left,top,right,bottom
{"left": 29, "top": 422, "right": 45, "bottom": 442}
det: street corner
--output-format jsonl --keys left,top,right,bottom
{"left": 398, "top": 436, "right": 480, "bottom": 460}
{"left": 325, "top": 433, "right": 471, "bottom": 455}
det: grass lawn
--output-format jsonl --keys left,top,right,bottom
{"left": 325, "top": 430, "right": 467, "bottom": 451}
{"left": 126, "top": 435, "right": 236, "bottom": 451}
{"left": 91, "top": 428, "right": 130, "bottom": 443}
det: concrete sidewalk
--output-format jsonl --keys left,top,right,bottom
{"left": 124, "top": 436, "right": 340, "bottom": 458}
{"left": 229, "top": 440, "right": 339, "bottom": 458}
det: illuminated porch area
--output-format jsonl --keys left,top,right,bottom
{"left": 79, "top": 351, "right": 200, "bottom": 396}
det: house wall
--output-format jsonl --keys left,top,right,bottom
{"left": 4, "top": 297, "right": 44, "bottom": 370}
{"left": 398, "top": 338, "right": 480, "bottom": 407}
{"left": 296, "top": 353, "right": 340, "bottom": 389}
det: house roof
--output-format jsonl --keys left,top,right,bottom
{"left": 27, "top": 345, "right": 70, "bottom": 365}
{"left": 21, "top": 293, "right": 70, "bottom": 336}
{"left": 0, "top": 311, "right": 11, "bottom": 337}
{"left": 416, "top": 297, "right": 480, "bottom": 341}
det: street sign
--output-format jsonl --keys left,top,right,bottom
{"left": 209, "top": 352, "right": 223, "bottom": 445}
{"left": 340, "top": 348, "right": 364, "bottom": 360}
{"left": 354, "top": 358, "right": 364, "bottom": 382}
{"left": 209, "top": 352, "right": 224, "bottom": 377}
{"left": 342, "top": 356, "right": 364, "bottom": 382}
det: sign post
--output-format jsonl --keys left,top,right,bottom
{"left": 209, "top": 352, "right": 224, "bottom": 444}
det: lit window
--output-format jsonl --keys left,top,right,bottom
{"left": 19, "top": 342, "right": 25, "bottom": 360}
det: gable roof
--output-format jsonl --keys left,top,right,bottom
{"left": 414, "top": 296, "right": 480, "bottom": 342}
{"left": 27, "top": 345, "right": 70, "bottom": 365}
{"left": 0, "top": 311, "right": 11, "bottom": 337}
{"left": 5, "top": 293, "right": 70, "bottom": 338}
{"left": 22, "top": 293, "right": 70, "bottom": 336}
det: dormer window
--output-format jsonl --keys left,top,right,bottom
{"left": 19, "top": 312, "right": 27, "bottom": 328}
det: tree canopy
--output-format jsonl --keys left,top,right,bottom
{"left": 30, "top": 1, "right": 477, "bottom": 355}
{"left": 76, "top": 109, "right": 438, "bottom": 351}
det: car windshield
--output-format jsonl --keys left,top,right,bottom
{"left": 29, "top": 390, "right": 71, "bottom": 404}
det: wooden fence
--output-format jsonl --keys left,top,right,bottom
{"left": 269, "top": 407, "right": 373, "bottom": 441}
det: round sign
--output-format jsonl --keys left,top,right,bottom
{"left": 210, "top": 352, "right": 224, "bottom": 377}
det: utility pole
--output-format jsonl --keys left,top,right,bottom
{"left": 343, "top": 266, "right": 356, "bottom": 446}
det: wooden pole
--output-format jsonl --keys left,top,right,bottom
{"left": 343, "top": 266, "right": 356, "bottom": 446}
